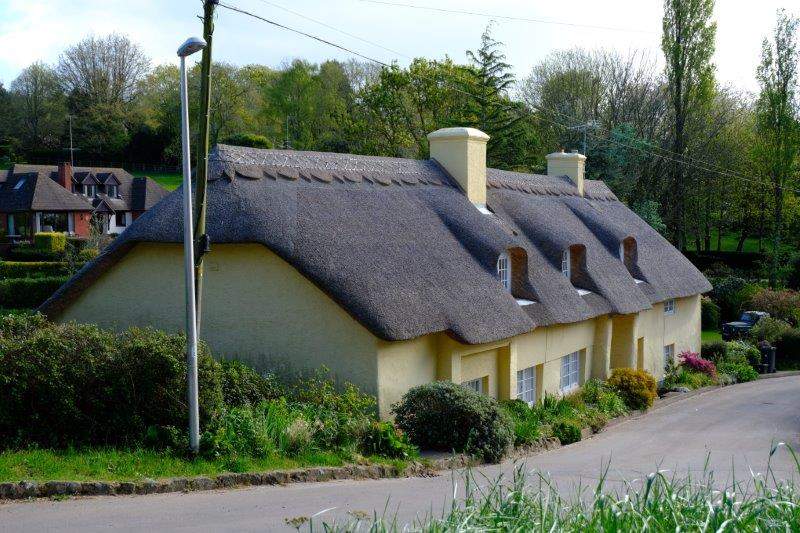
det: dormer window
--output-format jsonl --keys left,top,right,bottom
{"left": 85, "top": 184, "right": 97, "bottom": 197}
{"left": 497, "top": 252, "right": 510, "bottom": 291}
{"left": 107, "top": 184, "right": 118, "bottom": 197}
{"left": 561, "top": 250, "right": 570, "bottom": 279}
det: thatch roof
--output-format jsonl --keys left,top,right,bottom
{"left": 40, "top": 144, "right": 711, "bottom": 344}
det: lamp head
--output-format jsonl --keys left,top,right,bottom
{"left": 177, "top": 36, "right": 207, "bottom": 57}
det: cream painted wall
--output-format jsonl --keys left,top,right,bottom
{"left": 58, "top": 243, "right": 381, "bottom": 398}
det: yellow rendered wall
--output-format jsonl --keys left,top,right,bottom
{"left": 57, "top": 243, "right": 381, "bottom": 397}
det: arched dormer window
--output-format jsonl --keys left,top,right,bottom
{"left": 496, "top": 252, "right": 510, "bottom": 291}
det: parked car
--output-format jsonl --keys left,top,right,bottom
{"left": 722, "top": 311, "right": 769, "bottom": 341}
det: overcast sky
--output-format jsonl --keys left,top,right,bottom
{"left": 1, "top": 0, "right": 797, "bottom": 94}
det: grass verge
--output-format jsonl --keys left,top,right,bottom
{"left": 0, "top": 448, "right": 405, "bottom": 483}
{"left": 322, "top": 445, "right": 800, "bottom": 531}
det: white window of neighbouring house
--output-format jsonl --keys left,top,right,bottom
{"left": 561, "top": 250, "right": 570, "bottom": 279}
{"left": 517, "top": 366, "right": 536, "bottom": 405}
{"left": 461, "top": 378, "right": 483, "bottom": 394}
{"left": 664, "top": 344, "right": 675, "bottom": 369}
{"left": 497, "top": 252, "right": 510, "bottom": 291}
{"left": 560, "top": 351, "right": 580, "bottom": 393}
{"left": 85, "top": 184, "right": 97, "bottom": 197}
{"left": 664, "top": 299, "right": 676, "bottom": 315}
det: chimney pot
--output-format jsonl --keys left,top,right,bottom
{"left": 546, "top": 150, "right": 586, "bottom": 197}
{"left": 427, "top": 127, "right": 489, "bottom": 205}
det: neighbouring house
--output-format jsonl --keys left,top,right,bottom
{"left": 40, "top": 127, "right": 711, "bottom": 416}
{"left": 0, "top": 162, "right": 169, "bottom": 240}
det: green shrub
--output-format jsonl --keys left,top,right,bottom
{"left": 223, "top": 133, "right": 272, "bottom": 148}
{"left": 749, "top": 317, "right": 792, "bottom": 344}
{"left": 6, "top": 245, "right": 63, "bottom": 261}
{"left": 552, "top": 420, "right": 582, "bottom": 445}
{"left": 34, "top": 232, "right": 66, "bottom": 253}
{"left": 607, "top": 368, "right": 657, "bottom": 411}
{"left": 392, "top": 381, "right": 513, "bottom": 463}
{"left": 0, "top": 317, "right": 224, "bottom": 449}
{"left": 726, "top": 340, "right": 760, "bottom": 363}
{"left": 579, "top": 379, "right": 628, "bottom": 418}
{"left": 77, "top": 248, "right": 99, "bottom": 262}
{"left": 0, "top": 261, "right": 70, "bottom": 278}
{"left": 717, "top": 359, "right": 759, "bottom": 383}
{"left": 500, "top": 399, "right": 544, "bottom": 447}
{"left": 701, "top": 297, "right": 720, "bottom": 331}
{"left": 748, "top": 288, "right": 800, "bottom": 326}
{"left": 219, "top": 359, "right": 283, "bottom": 407}
{"left": 788, "top": 255, "right": 800, "bottom": 290}
{"left": 361, "top": 420, "right": 416, "bottom": 459}
{"left": 701, "top": 340, "right": 727, "bottom": 363}
{"left": 663, "top": 367, "right": 715, "bottom": 390}
{"left": 774, "top": 329, "right": 800, "bottom": 370}
{"left": 0, "top": 276, "right": 68, "bottom": 308}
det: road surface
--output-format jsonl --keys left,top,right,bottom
{"left": 2, "top": 375, "right": 799, "bottom": 532}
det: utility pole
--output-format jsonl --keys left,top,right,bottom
{"left": 68, "top": 115, "right": 75, "bottom": 166}
{"left": 193, "top": 0, "right": 218, "bottom": 332}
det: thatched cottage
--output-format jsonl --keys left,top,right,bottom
{"left": 41, "top": 127, "right": 710, "bottom": 415}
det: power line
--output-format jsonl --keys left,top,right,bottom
{"left": 357, "top": 0, "right": 657, "bottom": 35}
{"left": 217, "top": 1, "right": 799, "bottom": 194}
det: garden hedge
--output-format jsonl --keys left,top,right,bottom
{"left": 0, "top": 276, "right": 68, "bottom": 308}
{"left": 34, "top": 232, "right": 67, "bottom": 253}
{"left": 392, "top": 381, "right": 513, "bottom": 463}
{"left": 0, "top": 261, "right": 70, "bottom": 279}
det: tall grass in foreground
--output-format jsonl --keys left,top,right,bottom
{"left": 314, "top": 443, "right": 800, "bottom": 532}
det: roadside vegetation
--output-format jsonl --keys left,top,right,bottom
{"left": 321, "top": 446, "right": 800, "bottom": 531}
{"left": 0, "top": 314, "right": 414, "bottom": 483}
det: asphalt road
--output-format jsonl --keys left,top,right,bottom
{"left": 2, "top": 375, "right": 799, "bottom": 532}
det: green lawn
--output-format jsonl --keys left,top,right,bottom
{"left": 685, "top": 230, "right": 767, "bottom": 253}
{"left": 702, "top": 329, "right": 722, "bottom": 343}
{"left": 132, "top": 171, "right": 182, "bottom": 191}
{"left": 0, "top": 448, "right": 403, "bottom": 483}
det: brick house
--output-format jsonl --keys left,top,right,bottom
{"left": 0, "top": 162, "right": 168, "bottom": 240}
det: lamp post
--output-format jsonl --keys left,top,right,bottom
{"left": 178, "top": 36, "right": 207, "bottom": 453}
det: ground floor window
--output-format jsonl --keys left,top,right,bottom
{"left": 39, "top": 212, "right": 68, "bottom": 233}
{"left": 664, "top": 344, "right": 675, "bottom": 370}
{"left": 516, "top": 366, "right": 536, "bottom": 405}
{"left": 461, "top": 378, "right": 484, "bottom": 394}
{"left": 7, "top": 212, "right": 32, "bottom": 238}
{"left": 560, "top": 351, "right": 580, "bottom": 393}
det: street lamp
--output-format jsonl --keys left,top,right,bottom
{"left": 178, "top": 35, "right": 206, "bottom": 453}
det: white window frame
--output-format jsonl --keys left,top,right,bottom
{"left": 461, "top": 378, "right": 483, "bottom": 394}
{"left": 85, "top": 184, "right": 97, "bottom": 197}
{"left": 516, "top": 366, "right": 536, "bottom": 406}
{"left": 561, "top": 250, "right": 571, "bottom": 279}
{"left": 663, "top": 344, "right": 675, "bottom": 369}
{"left": 664, "top": 299, "right": 676, "bottom": 315}
{"left": 497, "top": 252, "right": 510, "bottom": 292}
{"left": 560, "top": 351, "right": 580, "bottom": 393}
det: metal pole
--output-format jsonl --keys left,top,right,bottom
{"left": 68, "top": 115, "right": 75, "bottom": 166}
{"left": 180, "top": 54, "right": 200, "bottom": 454}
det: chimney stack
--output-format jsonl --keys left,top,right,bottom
{"left": 427, "top": 127, "right": 490, "bottom": 205}
{"left": 546, "top": 150, "right": 585, "bottom": 196}
{"left": 57, "top": 162, "right": 73, "bottom": 190}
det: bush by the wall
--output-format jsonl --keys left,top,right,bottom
{"left": 392, "top": 381, "right": 513, "bottom": 463}
{"left": 701, "top": 297, "right": 720, "bottom": 331}
{"left": 679, "top": 351, "right": 717, "bottom": 379}
{"left": 607, "top": 368, "right": 657, "bottom": 411}
{"left": 552, "top": 420, "right": 582, "bottom": 445}
{"left": 34, "top": 232, "right": 66, "bottom": 253}
{"left": 726, "top": 340, "right": 761, "bottom": 368}
{"left": 749, "top": 317, "right": 792, "bottom": 344}
{"left": 717, "top": 359, "right": 759, "bottom": 383}
{"left": 0, "top": 261, "right": 70, "bottom": 278}
{"left": 0, "top": 276, "right": 67, "bottom": 308}
{"left": 701, "top": 340, "right": 727, "bottom": 363}
{"left": 0, "top": 316, "right": 224, "bottom": 449}
{"left": 774, "top": 329, "right": 800, "bottom": 370}
{"left": 219, "top": 359, "right": 283, "bottom": 407}
{"left": 361, "top": 420, "right": 416, "bottom": 459}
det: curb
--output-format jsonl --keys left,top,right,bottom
{"left": 0, "top": 462, "right": 438, "bottom": 501}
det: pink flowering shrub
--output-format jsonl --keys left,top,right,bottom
{"left": 679, "top": 351, "right": 717, "bottom": 378}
